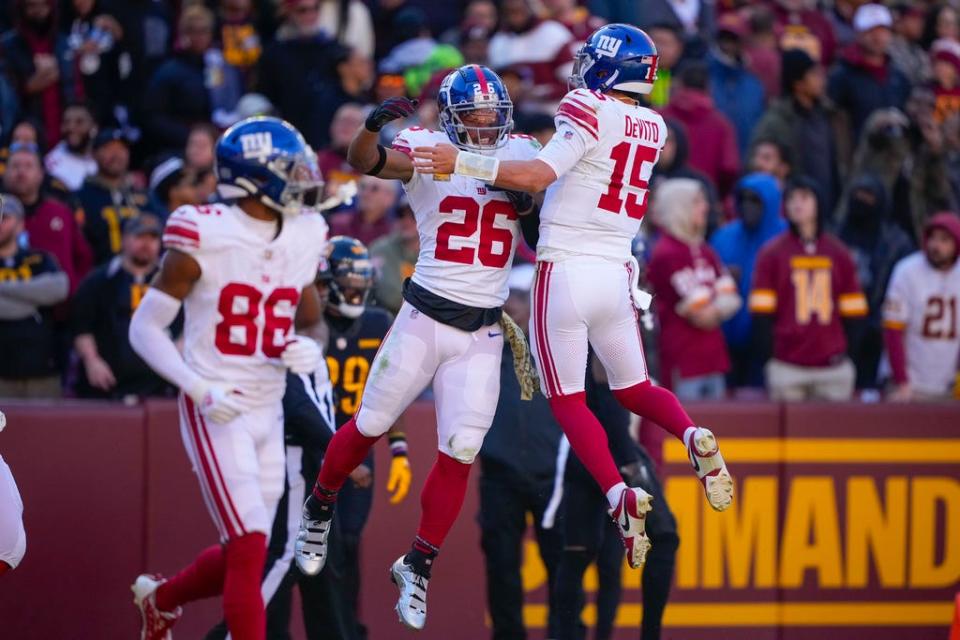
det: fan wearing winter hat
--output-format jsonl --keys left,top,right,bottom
{"left": 931, "top": 39, "right": 960, "bottom": 123}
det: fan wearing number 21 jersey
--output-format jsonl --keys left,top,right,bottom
{"left": 416, "top": 24, "right": 735, "bottom": 571}
{"left": 128, "top": 117, "right": 328, "bottom": 640}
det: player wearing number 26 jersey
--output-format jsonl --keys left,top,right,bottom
{"left": 128, "top": 117, "right": 328, "bottom": 640}
{"left": 426, "top": 24, "right": 735, "bottom": 571}
{"left": 295, "top": 65, "right": 540, "bottom": 632}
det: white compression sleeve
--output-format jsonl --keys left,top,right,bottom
{"left": 129, "top": 288, "right": 204, "bottom": 399}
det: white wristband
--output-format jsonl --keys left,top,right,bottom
{"left": 454, "top": 150, "right": 500, "bottom": 182}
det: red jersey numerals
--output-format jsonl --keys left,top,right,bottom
{"left": 434, "top": 195, "right": 517, "bottom": 268}
{"left": 215, "top": 283, "right": 300, "bottom": 356}
{"left": 922, "top": 296, "right": 958, "bottom": 339}
{"left": 597, "top": 141, "right": 658, "bottom": 219}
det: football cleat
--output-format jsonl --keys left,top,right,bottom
{"left": 295, "top": 503, "right": 333, "bottom": 575}
{"left": 390, "top": 555, "right": 429, "bottom": 630}
{"left": 131, "top": 574, "right": 181, "bottom": 640}
{"left": 609, "top": 486, "right": 653, "bottom": 569}
{"left": 687, "top": 427, "right": 734, "bottom": 512}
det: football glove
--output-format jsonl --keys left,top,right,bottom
{"left": 282, "top": 336, "right": 322, "bottom": 374}
{"left": 365, "top": 97, "right": 418, "bottom": 133}
{"left": 188, "top": 380, "right": 246, "bottom": 424}
{"left": 387, "top": 455, "right": 412, "bottom": 504}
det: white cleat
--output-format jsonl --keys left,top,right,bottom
{"left": 295, "top": 504, "right": 333, "bottom": 576}
{"left": 687, "top": 427, "right": 734, "bottom": 511}
{"left": 131, "top": 574, "right": 181, "bottom": 640}
{"left": 390, "top": 555, "right": 429, "bottom": 630}
{"left": 609, "top": 486, "right": 653, "bottom": 569}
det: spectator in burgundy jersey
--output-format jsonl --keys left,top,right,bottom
{"left": 487, "top": 0, "right": 574, "bottom": 113}
{"left": 1, "top": 144, "right": 91, "bottom": 293}
{"left": 317, "top": 103, "right": 365, "bottom": 215}
{"left": 648, "top": 179, "right": 741, "bottom": 399}
{"left": 661, "top": 62, "right": 741, "bottom": 198}
{"left": 749, "top": 177, "right": 868, "bottom": 401}
{"left": 329, "top": 175, "right": 398, "bottom": 247}
{"left": 0, "top": 0, "right": 77, "bottom": 145}
{"left": 931, "top": 39, "right": 960, "bottom": 125}
{"left": 768, "top": 0, "right": 838, "bottom": 65}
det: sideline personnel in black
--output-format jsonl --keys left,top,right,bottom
{"left": 478, "top": 263, "right": 563, "bottom": 640}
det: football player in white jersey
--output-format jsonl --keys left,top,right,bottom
{"left": 294, "top": 65, "right": 540, "bottom": 631}
{"left": 127, "top": 117, "right": 329, "bottom": 640}
{"left": 883, "top": 213, "right": 960, "bottom": 400}
{"left": 413, "top": 25, "right": 735, "bottom": 570}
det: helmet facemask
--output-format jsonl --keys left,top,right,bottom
{"left": 328, "top": 257, "right": 373, "bottom": 318}
{"left": 439, "top": 81, "right": 513, "bottom": 152}
{"left": 272, "top": 149, "right": 324, "bottom": 217}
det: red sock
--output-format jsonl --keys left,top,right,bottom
{"left": 223, "top": 533, "right": 268, "bottom": 640}
{"left": 155, "top": 544, "right": 225, "bottom": 612}
{"left": 316, "top": 417, "right": 380, "bottom": 494}
{"left": 416, "top": 453, "right": 472, "bottom": 548}
{"left": 548, "top": 392, "right": 623, "bottom": 493}
{"left": 612, "top": 380, "right": 694, "bottom": 441}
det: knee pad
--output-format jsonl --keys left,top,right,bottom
{"left": 354, "top": 404, "right": 394, "bottom": 438}
{"left": 439, "top": 424, "right": 489, "bottom": 464}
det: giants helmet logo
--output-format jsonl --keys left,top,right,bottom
{"left": 595, "top": 35, "right": 623, "bottom": 58}
{"left": 240, "top": 132, "right": 274, "bottom": 161}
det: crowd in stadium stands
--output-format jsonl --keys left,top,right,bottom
{"left": 1, "top": 0, "right": 959, "bottom": 407}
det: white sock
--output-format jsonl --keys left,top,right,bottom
{"left": 606, "top": 481, "right": 627, "bottom": 510}
{"left": 683, "top": 426, "right": 698, "bottom": 451}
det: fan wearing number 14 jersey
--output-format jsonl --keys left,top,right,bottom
{"left": 414, "top": 24, "right": 735, "bottom": 570}
{"left": 127, "top": 117, "right": 329, "bottom": 640}
{"left": 294, "top": 65, "right": 540, "bottom": 631}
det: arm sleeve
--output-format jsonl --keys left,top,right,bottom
{"left": 70, "top": 273, "right": 99, "bottom": 336}
{"left": 884, "top": 327, "right": 909, "bottom": 384}
{"left": 747, "top": 248, "right": 777, "bottom": 315}
{"left": 836, "top": 250, "right": 868, "bottom": 318}
{"left": 519, "top": 206, "right": 540, "bottom": 249}
{"left": 129, "top": 287, "right": 204, "bottom": 398}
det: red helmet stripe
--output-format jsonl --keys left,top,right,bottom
{"left": 472, "top": 64, "right": 490, "bottom": 94}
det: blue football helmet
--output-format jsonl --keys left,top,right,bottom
{"left": 438, "top": 65, "right": 513, "bottom": 152}
{"left": 317, "top": 236, "right": 374, "bottom": 318}
{"left": 570, "top": 24, "right": 659, "bottom": 96}
{"left": 215, "top": 116, "right": 323, "bottom": 216}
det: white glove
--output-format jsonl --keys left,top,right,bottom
{"left": 187, "top": 380, "right": 246, "bottom": 424}
{"left": 282, "top": 336, "right": 322, "bottom": 374}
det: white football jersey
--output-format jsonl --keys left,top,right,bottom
{"left": 883, "top": 252, "right": 960, "bottom": 395}
{"left": 536, "top": 88, "right": 668, "bottom": 261}
{"left": 162, "top": 203, "right": 328, "bottom": 404}
{"left": 392, "top": 127, "right": 541, "bottom": 308}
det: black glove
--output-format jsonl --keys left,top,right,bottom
{"left": 365, "top": 97, "right": 418, "bottom": 132}
{"left": 490, "top": 186, "right": 534, "bottom": 215}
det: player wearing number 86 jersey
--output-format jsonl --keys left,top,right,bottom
{"left": 415, "top": 24, "right": 736, "bottom": 571}
{"left": 129, "top": 116, "right": 328, "bottom": 640}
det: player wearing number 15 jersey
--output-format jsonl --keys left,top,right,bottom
{"left": 294, "top": 65, "right": 539, "bottom": 631}
{"left": 128, "top": 117, "right": 328, "bottom": 640}
{"left": 414, "top": 24, "right": 735, "bottom": 570}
